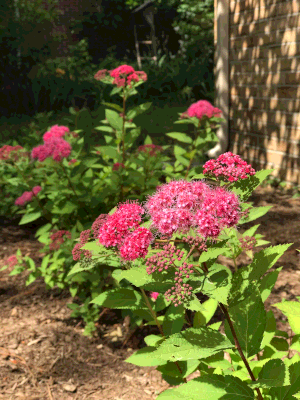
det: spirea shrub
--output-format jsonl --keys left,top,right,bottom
{"left": 69, "top": 156, "right": 298, "bottom": 399}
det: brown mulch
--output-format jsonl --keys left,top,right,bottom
{"left": 0, "top": 187, "right": 300, "bottom": 400}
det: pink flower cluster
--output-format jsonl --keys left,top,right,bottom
{"left": 43, "top": 125, "right": 70, "bottom": 141}
{"left": 145, "top": 180, "right": 241, "bottom": 239}
{"left": 98, "top": 202, "right": 153, "bottom": 261}
{"left": 31, "top": 135, "right": 72, "bottom": 162}
{"left": 146, "top": 244, "right": 194, "bottom": 307}
{"left": 94, "top": 65, "right": 147, "bottom": 88}
{"left": 91, "top": 214, "right": 108, "bottom": 239}
{"left": 181, "top": 100, "right": 222, "bottom": 121}
{"left": 203, "top": 152, "right": 256, "bottom": 182}
{"left": 68, "top": 159, "right": 77, "bottom": 165}
{"left": 15, "top": 186, "right": 42, "bottom": 206}
{"left": 6, "top": 255, "right": 19, "bottom": 268}
{"left": 150, "top": 292, "right": 159, "bottom": 301}
{"left": 138, "top": 144, "right": 163, "bottom": 157}
{"left": 0, "top": 145, "right": 28, "bottom": 161}
{"left": 49, "top": 230, "right": 71, "bottom": 251}
{"left": 112, "top": 163, "right": 125, "bottom": 171}
{"left": 72, "top": 230, "right": 93, "bottom": 261}
{"left": 239, "top": 236, "right": 257, "bottom": 252}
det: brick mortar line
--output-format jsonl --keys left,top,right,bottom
{"left": 231, "top": 95, "right": 300, "bottom": 102}
{"left": 229, "top": 119, "right": 300, "bottom": 131}
{"left": 229, "top": 2, "right": 299, "bottom": 18}
{"left": 231, "top": 142, "right": 300, "bottom": 158}
{"left": 230, "top": 40, "right": 300, "bottom": 52}
{"left": 230, "top": 70, "right": 300, "bottom": 75}
{"left": 231, "top": 84, "right": 300, "bottom": 87}
{"left": 230, "top": 106, "right": 300, "bottom": 116}
{"left": 230, "top": 26, "right": 300, "bottom": 41}
{"left": 229, "top": 55, "right": 300, "bottom": 63}
{"left": 230, "top": 129, "right": 300, "bottom": 144}
{"left": 229, "top": 10, "right": 300, "bottom": 28}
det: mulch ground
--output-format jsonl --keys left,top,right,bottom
{"left": 0, "top": 187, "right": 300, "bottom": 400}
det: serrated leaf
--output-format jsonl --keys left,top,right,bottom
{"left": 144, "top": 334, "right": 163, "bottom": 347}
{"left": 163, "top": 304, "right": 185, "bottom": 336}
{"left": 260, "top": 310, "right": 277, "bottom": 350}
{"left": 166, "top": 132, "right": 193, "bottom": 143}
{"left": 156, "top": 375, "right": 255, "bottom": 400}
{"left": 112, "top": 266, "right": 152, "bottom": 287}
{"left": 193, "top": 298, "right": 218, "bottom": 327}
{"left": 225, "top": 289, "right": 266, "bottom": 358}
{"left": 91, "top": 288, "right": 146, "bottom": 310}
{"left": 239, "top": 206, "right": 273, "bottom": 224}
{"left": 230, "top": 169, "right": 274, "bottom": 201}
{"left": 249, "top": 360, "right": 288, "bottom": 388}
{"left": 200, "top": 264, "right": 232, "bottom": 305}
{"left": 155, "top": 327, "right": 234, "bottom": 362}
{"left": 272, "top": 301, "right": 300, "bottom": 335}
{"left": 19, "top": 211, "right": 42, "bottom": 225}
{"left": 157, "top": 359, "right": 200, "bottom": 380}
{"left": 259, "top": 268, "right": 282, "bottom": 303}
{"left": 126, "top": 347, "right": 167, "bottom": 367}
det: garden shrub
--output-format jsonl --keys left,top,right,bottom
{"left": 2, "top": 64, "right": 223, "bottom": 334}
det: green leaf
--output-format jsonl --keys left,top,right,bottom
{"left": 272, "top": 300, "right": 300, "bottom": 335}
{"left": 163, "top": 304, "right": 185, "bottom": 336}
{"left": 199, "top": 248, "right": 228, "bottom": 263}
{"left": 144, "top": 334, "right": 163, "bottom": 347}
{"left": 291, "top": 336, "right": 300, "bottom": 353}
{"left": 94, "top": 125, "right": 114, "bottom": 133}
{"left": 81, "top": 242, "right": 105, "bottom": 254}
{"left": 200, "top": 264, "right": 232, "bottom": 305}
{"left": 157, "top": 359, "right": 200, "bottom": 380}
{"left": 225, "top": 289, "right": 266, "bottom": 358}
{"left": 166, "top": 132, "right": 193, "bottom": 143}
{"left": 67, "top": 262, "right": 95, "bottom": 276}
{"left": 127, "top": 102, "right": 152, "bottom": 119}
{"left": 239, "top": 206, "right": 273, "bottom": 224}
{"left": 156, "top": 375, "right": 255, "bottom": 400}
{"left": 52, "top": 201, "right": 77, "bottom": 214}
{"left": 174, "top": 145, "right": 187, "bottom": 157}
{"left": 193, "top": 298, "right": 218, "bottom": 327}
{"left": 260, "top": 310, "right": 277, "bottom": 350}
{"left": 154, "top": 327, "right": 234, "bottom": 362}
{"left": 112, "top": 266, "right": 152, "bottom": 287}
{"left": 126, "top": 347, "right": 167, "bottom": 367}
{"left": 144, "top": 135, "right": 152, "bottom": 145}
{"left": 101, "top": 101, "right": 123, "bottom": 113}
{"left": 230, "top": 169, "right": 274, "bottom": 201}
{"left": 249, "top": 359, "right": 288, "bottom": 389}
{"left": 19, "top": 211, "right": 42, "bottom": 225}
{"left": 91, "top": 288, "right": 145, "bottom": 310}
{"left": 101, "top": 146, "right": 119, "bottom": 159}
{"left": 259, "top": 268, "right": 282, "bottom": 303}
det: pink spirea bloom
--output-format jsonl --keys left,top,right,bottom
{"left": 49, "top": 230, "right": 71, "bottom": 251}
{"left": 72, "top": 229, "right": 92, "bottom": 261}
{"left": 68, "top": 159, "right": 77, "bottom": 165}
{"left": 6, "top": 255, "right": 18, "bottom": 268}
{"left": 43, "top": 125, "right": 70, "bottom": 141}
{"left": 203, "top": 152, "right": 256, "bottom": 182}
{"left": 0, "top": 145, "right": 27, "bottom": 161}
{"left": 32, "top": 137, "right": 71, "bottom": 162}
{"left": 145, "top": 180, "right": 240, "bottom": 239}
{"left": 194, "top": 187, "right": 240, "bottom": 238}
{"left": 150, "top": 292, "right": 159, "bottom": 301}
{"left": 15, "top": 186, "right": 42, "bottom": 206}
{"left": 91, "top": 214, "right": 107, "bottom": 239}
{"left": 94, "top": 69, "right": 108, "bottom": 81}
{"left": 138, "top": 144, "right": 163, "bottom": 157}
{"left": 112, "top": 162, "right": 125, "bottom": 171}
{"left": 32, "top": 186, "right": 42, "bottom": 196}
{"left": 98, "top": 202, "right": 144, "bottom": 248}
{"left": 186, "top": 100, "right": 222, "bottom": 121}
{"left": 119, "top": 226, "right": 153, "bottom": 261}
{"left": 109, "top": 65, "right": 147, "bottom": 88}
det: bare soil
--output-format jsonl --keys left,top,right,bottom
{"left": 0, "top": 187, "right": 300, "bottom": 400}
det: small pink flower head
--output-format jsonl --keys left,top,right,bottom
{"left": 150, "top": 292, "right": 159, "bottom": 301}
{"left": 110, "top": 65, "right": 135, "bottom": 78}
{"left": 112, "top": 162, "right": 125, "bottom": 171}
{"left": 109, "top": 65, "right": 147, "bottom": 88}
{"left": 119, "top": 227, "right": 153, "bottom": 261}
{"left": 72, "top": 229, "right": 92, "bottom": 261}
{"left": 15, "top": 191, "right": 34, "bottom": 206}
{"left": 138, "top": 144, "right": 163, "bottom": 157}
{"left": 91, "top": 214, "right": 108, "bottom": 239}
{"left": 68, "top": 159, "right": 77, "bottom": 165}
{"left": 0, "top": 145, "right": 27, "bottom": 161}
{"left": 94, "top": 69, "right": 108, "bottom": 81}
{"left": 43, "top": 125, "right": 70, "bottom": 141}
{"left": 32, "top": 186, "right": 42, "bottom": 196}
{"left": 203, "top": 152, "right": 256, "bottom": 182}
{"left": 98, "top": 201, "right": 144, "bottom": 248}
{"left": 186, "top": 100, "right": 222, "bottom": 121}
{"left": 239, "top": 236, "right": 257, "bottom": 251}
{"left": 194, "top": 186, "right": 241, "bottom": 238}
{"left": 135, "top": 71, "right": 147, "bottom": 82}
{"left": 152, "top": 208, "right": 193, "bottom": 235}
{"left": 6, "top": 255, "right": 18, "bottom": 268}
{"left": 49, "top": 230, "right": 71, "bottom": 251}
{"left": 31, "top": 144, "right": 52, "bottom": 162}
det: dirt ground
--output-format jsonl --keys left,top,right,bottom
{"left": 0, "top": 187, "right": 300, "bottom": 400}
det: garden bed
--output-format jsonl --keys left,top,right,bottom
{"left": 0, "top": 187, "right": 299, "bottom": 400}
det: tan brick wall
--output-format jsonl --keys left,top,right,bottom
{"left": 224, "top": 0, "right": 300, "bottom": 185}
